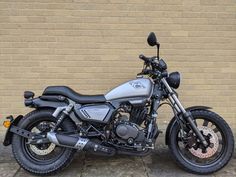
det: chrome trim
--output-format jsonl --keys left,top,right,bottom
{"left": 129, "top": 99, "right": 146, "bottom": 104}
{"left": 47, "top": 132, "right": 60, "bottom": 146}
{"left": 161, "top": 78, "right": 186, "bottom": 113}
{"left": 74, "top": 138, "right": 89, "bottom": 150}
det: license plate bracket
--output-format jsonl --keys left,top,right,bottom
{"left": 3, "top": 115, "right": 23, "bottom": 146}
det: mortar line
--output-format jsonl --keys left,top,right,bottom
{"left": 80, "top": 152, "right": 86, "bottom": 177}
{"left": 141, "top": 157, "right": 149, "bottom": 177}
{"left": 12, "top": 167, "right": 21, "bottom": 177}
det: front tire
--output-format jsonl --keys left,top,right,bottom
{"left": 168, "top": 110, "right": 234, "bottom": 174}
{"left": 12, "top": 109, "right": 77, "bottom": 175}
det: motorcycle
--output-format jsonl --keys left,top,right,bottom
{"left": 3, "top": 32, "right": 234, "bottom": 175}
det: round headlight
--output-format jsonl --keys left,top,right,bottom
{"left": 166, "top": 72, "right": 180, "bottom": 89}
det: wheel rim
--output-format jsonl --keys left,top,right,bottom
{"left": 22, "top": 119, "right": 66, "bottom": 164}
{"left": 176, "top": 117, "right": 226, "bottom": 167}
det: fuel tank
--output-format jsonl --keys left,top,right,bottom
{"left": 105, "top": 78, "right": 153, "bottom": 101}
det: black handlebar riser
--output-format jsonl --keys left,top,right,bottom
{"left": 138, "top": 54, "right": 168, "bottom": 79}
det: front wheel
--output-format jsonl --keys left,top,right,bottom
{"left": 168, "top": 110, "right": 234, "bottom": 174}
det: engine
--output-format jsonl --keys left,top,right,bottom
{"left": 109, "top": 103, "right": 148, "bottom": 147}
{"left": 114, "top": 118, "right": 146, "bottom": 145}
{"left": 113, "top": 110, "right": 145, "bottom": 146}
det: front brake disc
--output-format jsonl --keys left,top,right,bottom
{"left": 189, "top": 126, "right": 219, "bottom": 159}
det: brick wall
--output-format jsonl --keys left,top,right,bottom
{"left": 0, "top": 0, "right": 235, "bottom": 133}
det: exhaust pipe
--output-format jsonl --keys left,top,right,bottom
{"left": 47, "top": 132, "right": 116, "bottom": 156}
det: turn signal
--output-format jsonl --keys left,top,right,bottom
{"left": 3, "top": 120, "right": 11, "bottom": 128}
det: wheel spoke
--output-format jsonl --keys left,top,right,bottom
{"left": 202, "top": 120, "right": 209, "bottom": 126}
{"left": 213, "top": 127, "right": 219, "bottom": 133}
{"left": 32, "top": 127, "right": 41, "bottom": 133}
{"left": 177, "top": 137, "right": 182, "bottom": 142}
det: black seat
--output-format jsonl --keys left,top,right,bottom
{"left": 42, "top": 86, "right": 106, "bottom": 104}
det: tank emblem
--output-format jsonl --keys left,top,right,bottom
{"left": 129, "top": 81, "right": 146, "bottom": 89}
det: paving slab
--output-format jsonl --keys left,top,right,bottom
{"left": 0, "top": 163, "right": 20, "bottom": 177}
{"left": 1, "top": 147, "right": 236, "bottom": 177}
{"left": 0, "top": 133, "right": 14, "bottom": 163}
{"left": 82, "top": 154, "right": 147, "bottom": 177}
{"left": 0, "top": 133, "right": 235, "bottom": 177}
{"left": 214, "top": 152, "right": 236, "bottom": 177}
{"left": 142, "top": 146, "right": 215, "bottom": 177}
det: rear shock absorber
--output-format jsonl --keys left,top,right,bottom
{"left": 51, "top": 104, "right": 74, "bottom": 131}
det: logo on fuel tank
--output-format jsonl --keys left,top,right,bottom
{"left": 129, "top": 81, "right": 146, "bottom": 89}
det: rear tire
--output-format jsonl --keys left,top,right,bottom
{"left": 12, "top": 109, "right": 77, "bottom": 175}
{"left": 168, "top": 110, "right": 234, "bottom": 174}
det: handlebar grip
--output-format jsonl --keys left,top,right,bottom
{"left": 139, "top": 54, "right": 148, "bottom": 61}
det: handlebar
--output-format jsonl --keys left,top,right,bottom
{"left": 138, "top": 54, "right": 167, "bottom": 76}
{"left": 139, "top": 54, "right": 150, "bottom": 62}
{"left": 139, "top": 54, "right": 158, "bottom": 64}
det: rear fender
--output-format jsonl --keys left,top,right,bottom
{"left": 3, "top": 115, "right": 23, "bottom": 146}
{"left": 165, "top": 106, "right": 212, "bottom": 145}
{"left": 4, "top": 98, "right": 69, "bottom": 146}
{"left": 26, "top": 98, "right": 68, "bottom": 108}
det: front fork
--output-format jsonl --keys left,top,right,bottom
{"left": 146, "top": 89, "right": 162, "bottom": 143}
{"left": 161, "top": 78, "right": 208, "bottom": 147}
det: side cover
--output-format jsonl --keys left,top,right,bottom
{"left": 74, "top": 103, "right": 114, "bottom": 123}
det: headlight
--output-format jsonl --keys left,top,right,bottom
{"left": 166, "top": 72, "right": 181, "bottom": 89}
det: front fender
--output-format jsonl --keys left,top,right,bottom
{"left": 165, "top": 106, "right": 212, "bottom": 145}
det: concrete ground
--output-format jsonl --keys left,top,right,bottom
{"left": 0, "top": 133, "right": 235, "bottom": 177}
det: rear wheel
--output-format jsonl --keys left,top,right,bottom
{"left": 168, "top": 110, "right": 234, "bottom": 174}
{"left": 12, "top": 109, "right": 77, "bottom": 175}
